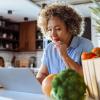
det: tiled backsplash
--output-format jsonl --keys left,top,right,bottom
{"left": 0, "top": 51, "right": 14, "bottom": 67}
{"left": 0, "top": 51, "right": 43, "bottom": 68}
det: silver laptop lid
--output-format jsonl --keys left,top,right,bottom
{"left": 0, "top": 68, "right": 42, "bottom": 94}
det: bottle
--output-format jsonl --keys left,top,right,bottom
{"left": 11, "top": 55, "right": 16, "bottom": 67}
{"left": 3, "top": 33, "right": 7, "bottom": 38}
{"left": 29, "top": 56, "right": 36, "bottom": 68}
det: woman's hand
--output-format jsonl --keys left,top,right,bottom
{"left": 54, "top": 41, "right": 68, "bottom": 57}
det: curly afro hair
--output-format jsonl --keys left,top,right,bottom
{"left": 37, "top": 3, "right": 84, "bottom": 37}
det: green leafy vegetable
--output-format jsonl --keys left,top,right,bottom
{"left": 51, "top": 69, "right": 87, "bottom": 100}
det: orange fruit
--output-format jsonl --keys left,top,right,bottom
{"left": 92, "top": 47, "right": 100, "bottom": 57}
{"left": 42, "top": 74, "right": 56, "bottom": 96}
{"left": 81, "top": 52, "right": 97, "bottom": 60}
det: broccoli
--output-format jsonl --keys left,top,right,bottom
{"left": 51, "top": 69, "right": 87, "bottom": 100}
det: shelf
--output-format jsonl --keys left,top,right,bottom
{"left": 35, "top": 29, "right": 43, "bottom": 50}
{"left": 0, "top": 26, "right": 19, "bottom": 32}
{"left": 0, "top": 37, "right": 18, "bottom": 42}
{"left": 0, "top": 48, "right": 18, "bottom": 52}
{"left": 36, "top": 49, "right": 43, "bottom": 51}
{"left": 0, "top": 18, "right": 20, "bottom": 51}
{"left": 36, "top": 39, "right": 43, "bottom": 41}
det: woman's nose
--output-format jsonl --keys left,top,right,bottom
{"left": 50, "top": 29, "right": 57, "bottom": 36}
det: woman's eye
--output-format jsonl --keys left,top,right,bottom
{"left": 56, "top": 28, "right": 61, "bottom": 31}
{"left": 47, "top": 29, "right": 51, "bottom": 32}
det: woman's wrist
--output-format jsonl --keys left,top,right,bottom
{"left": 61, "top": 54, "right": 69, "bottom": 60}
{"left": 62, "top": 55, "right": 83, "bottom": 76}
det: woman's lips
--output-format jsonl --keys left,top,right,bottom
{"left": 52, "top": 37, "right": 60, "bottom": 42}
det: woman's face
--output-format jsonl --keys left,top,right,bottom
{"left": 47, "top": 16, "right": 71, "bottom": 43}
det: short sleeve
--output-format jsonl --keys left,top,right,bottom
{"left": 41, "top": 48, "right": 48, "bottom": 66}
{"left": 82, "top": 39, "right": 94, "bottom": 52}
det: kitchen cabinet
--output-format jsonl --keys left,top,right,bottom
{"left": 0, "top": 18, "right": 19, "bottom": 51}
{"left": 19, "top": 21, "right": 43, "bottom": 52}
{"left": 0, "top": 20, "right": 43, "bottom": 52}
{"left": 19, "top": 21, "right": 36, "bottom": 52}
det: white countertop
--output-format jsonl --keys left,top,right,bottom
{"left": 0, "top": 89, "right": 50, "bottom": 100}
{"left": 0, "top": 89, "right": 95, "bottom": 100}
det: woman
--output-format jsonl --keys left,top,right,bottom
{"left": 36, "top": 3, "right": 93, "bottom": 84}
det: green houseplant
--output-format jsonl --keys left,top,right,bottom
{"left": 90, "top": 0, "right": 100, "bottom": 33}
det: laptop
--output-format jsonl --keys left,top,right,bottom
{"left": 0, "top": 68, "right": 42, "bottom": 94}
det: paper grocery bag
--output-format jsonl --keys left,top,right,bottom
{"left": 88, "top": 59, "right": 99, "bottom": 100}
{"left": 93, "top": 58, "right": 100, "bottom": 95}
{"left": 82, "top": 60, "right": 94, "bottom": 97}
{"left": 82, "top": 58, "right": 100, "bottom": 100}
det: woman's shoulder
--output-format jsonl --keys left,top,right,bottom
{"left": 76, "top": 36, "right": 92, "bottom": 44}
{"left": 77, "top": 36, "right": 94, "bottom": 50}
{"left": 71, "top": 36, "right": 93, "bottom": 50}
{"left": 71, "top": 36, "right": 93, "bottom": 47}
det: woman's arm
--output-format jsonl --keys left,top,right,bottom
{"left": 55, "top": 41, "right": 83, "bottom": 76}
{"left": 36, "top": 64, "right": 49, "bottom": 84}
{"left": 62, "top": 55, "right": 83, "bottom": 76}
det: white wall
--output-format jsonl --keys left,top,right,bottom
{"left": 74, "top": 3, "right": 100, "bottom": 47}
{"left": 91, "top": 14, "right": 100, "bottom": 47}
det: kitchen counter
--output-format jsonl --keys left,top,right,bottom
{"left": 0, "top": 89, "right": 50, "bottom": 100}
{"left": 0, "top": 89, "right": 95, "bottom": 100}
